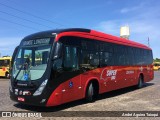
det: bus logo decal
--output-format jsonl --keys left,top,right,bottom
{"left": 107, "top": 70, "right": 117, "bottom": 80}
{"left": 107, "top": 70, "right": 117, "bottom": 77}
{"left": 126, "top": 70, "right": 134, "bottom": 74}
{"left": 100, "top": 68, "right": 117, "bottom": 81}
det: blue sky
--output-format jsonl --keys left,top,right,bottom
{"left": 0, "top": 0, "right": 159, "bottom": 58}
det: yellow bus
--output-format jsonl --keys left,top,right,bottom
{"left": 0, "top": 56, "right": 11, "bottom": 78}
{"left": 153, "top": 62, "right": 160, "bottom": 71}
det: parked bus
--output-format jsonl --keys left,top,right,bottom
{"left": 153, "top": 62, "right": 160, "bottom": 71}
{"left": 0, "top": 56, "right": 11, "bottom": 78}
{"left": 10, "top": 28, "right": 154, "bottom": 107}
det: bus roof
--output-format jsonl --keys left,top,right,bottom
{"left": 23, "top": 28, "right": 90, "bottom": 40}
{"left": 90, "top": 29, "right": 151, "bottom": 50}
{"left": 0, "top": 56, "right": 12, "bottom": 60}
{"left": 22, "top": 28, "right": 151, "bottom": 50}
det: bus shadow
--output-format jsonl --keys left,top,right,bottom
{"left": 14, "top": 82, "right": 154, "bottom": 112}
{"left": 0, "top": 77, "right": 9, "bottom": 79}
{"left": 14, "top": 99, "right": 87, "bottom": 112}
{"left": 97, "top": 82, "right": 154, "bottom": 100}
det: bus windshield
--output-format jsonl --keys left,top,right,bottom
{"left": 0, "top": 60, "right": 10, "bottom": 67}
{"left": 12, "top": 44, "right": 52, "bottom": 81}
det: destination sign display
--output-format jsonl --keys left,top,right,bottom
{"left": 22, "top": 38, "right": 51, "bottom": 46}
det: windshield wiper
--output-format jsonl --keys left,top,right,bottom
{"left": 14, "top": 64, "right": 24, "bottom": 82}
{"left": 14, "top": 57, "right": 31, "bottom": 82}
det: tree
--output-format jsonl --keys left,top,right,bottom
{"left": 154, "top": 58, "right": 160, "bottom": 62}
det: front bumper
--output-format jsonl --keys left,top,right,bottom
{"left": 10, "top": 91, "right": 48, "bottom": 107}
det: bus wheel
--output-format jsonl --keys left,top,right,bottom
{"left": 85, "top": 82, "right": 94, "bottom": 102}
{"left": 5, "top": 73, "right": 10, "bottom": 79}
{"left": 158, "top": 68, "right": 160, "bottom": 71}
{"left": 137, "top": 75, "right": 143, "bottom": 88}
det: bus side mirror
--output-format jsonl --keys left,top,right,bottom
{"left": 53, "top": 42, "right": 62, "bottom": 60}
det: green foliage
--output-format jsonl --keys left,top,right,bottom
{"left": 154, "top": 58, "right": 160, "bottom": 62}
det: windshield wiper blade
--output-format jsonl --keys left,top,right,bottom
{"left": 14, "top": 57, "right": 31, "bottom": 82}
{"left": 14, "top": 64, "right": 24, "bottom": 82}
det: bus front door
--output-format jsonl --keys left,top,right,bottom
{"left": 62, "top": 46, "right": 82, "bottom": 103}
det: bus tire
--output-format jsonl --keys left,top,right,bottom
{"left": 137, "top": 75, "right": 143, "bottom": 88}
{"left": 158, "top": 68, "right": 160, "bottom": 71}
{"left": 85, "top": 82, "right": 94, "bottom": 102}
{"left": 5, "top": 72, "right": 10, "bottom": 79}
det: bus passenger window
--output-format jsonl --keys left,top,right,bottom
{"left": 90, "top": 52, "right": 99, "bottom": 67}
{"left": 80, "top": 50, "right": 99, "bottom": 69}
{"left": 63, "top": 46, "right": 78, "bottom": 71}
{"left": 100, "top": 52, "right": 112, "bottom": 67}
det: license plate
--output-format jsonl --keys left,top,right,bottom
{"left": 18, "top": 97, "right": 25, "bottom": 102}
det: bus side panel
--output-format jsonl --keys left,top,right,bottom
{"left": 98, "top": 66, "right": 135, "bottom": 94}
{"left": 46, "top": 84, "right": 63, "bottom": 107}
{"left": 150, "top": 64, "right": 154, "bottom": 81}
{"left": 80, "top": 67, "right": 116, "bottom": 95}
{"left": 0, "top": 68, "right": 6, "bottom": 77}
{"left": 47, "top": 69, "right": 102, "bottom": 106}
{"left": 61, "top": 75, "right": 84, "bottom": 104}
{"left": 137, "top": 65, "right": 154, "bottom": 83}
{"left": 115, "top": 66, "right": 136, "bottom": 90}
{"left": 147, "top": 65, "right": 154, "bottom": 82}
{"left": 116, "top": 66, "right": 128, "bottom": 90}
{"left": 81, "top": 66, "right": 136, "bottom": 95}
{"left": 134, "top": 66, "right": 143, "bottom": 85}
{"left": 46, "top": 65, "right": 154, "bottom": 107}
{"left": 98, "top": 67, "right": 117, "bottom": 94}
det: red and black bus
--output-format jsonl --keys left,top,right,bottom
{"left": 10, "top": 28, "right": 154, "bottom": 107}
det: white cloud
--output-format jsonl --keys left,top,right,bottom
{"left": 120, "top": 2, "right": 145, "bottom": 14}
{"left": 93, "top": 4, "right": 160, "bottom": 58}
{"left": 120, "top": 7, "right": 138, "bottom": 14}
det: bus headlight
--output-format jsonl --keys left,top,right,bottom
{"left": 33, "top": 79, "right": 48, "bottom": 96}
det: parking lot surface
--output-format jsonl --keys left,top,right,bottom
{"left": 0, "top": 71, "right": 160, "bottom": 119}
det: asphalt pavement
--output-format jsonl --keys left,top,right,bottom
{"left": 0, "top": 71, "right": 160, "bottom": 119}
